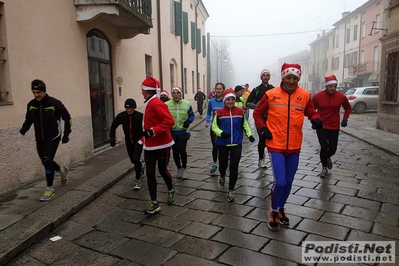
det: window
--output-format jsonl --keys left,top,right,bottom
{"left": 332, "top": 35, "right": 335, "bottom": 47}
{"left": 182, "top": 12, "right": 188, "bottom": 43}
{"left": 145, "top": 55, "right": 152, "bottom": 77}
{"left": 169, "top": 0, "right": 174, "bottom": 33}
{"left": 360, "top": 50, "right": 365, "bottom": 63}
{"left": 98, "top": 40, "right": 103, "bottom": 53}
{"left": 353, "top": 24, "right": 358, "bottom": 40}
{"left": 196, "top": 29, "right": 201, "bottom": 54}
{"left": 191, "top": 71, "right": 194, "bottom": 94}
{"left": 346, "top": 28, "right": 350, "bottom": 43}
{"left": 325, "top": 38, "right": 329, "bottom": 51}
{"left": 191, "top": 22, "right": 196, "bottom": 49}
{"left": 174, "top": 1, "right": 182, "bottom": 36}
{"left": 375, "top": 14, "right": 380, "bottom": 33}
{"left": 373, "top": 46, "right": 379, "bottom": 71}
{"left": 325, "top": 59, "right": 329, "bottom": 71}
{"left": 202, "top": 35, "right": 206, "bottom": 57}
{"left": 170, "top": 63, "right": 175, "bottom": 90}
{"left": 184, "top": 68, "right": 187, "bottom": 94}
{"left": 361, "top": 22, "right": 366, "bottom": 38}
{"left": 335, "top": 34, "right": 339, "bottom": 48}
{"left": 383, "top": 50, "right": 399, "bottom": 102}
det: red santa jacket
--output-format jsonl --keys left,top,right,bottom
{"left": 312, "top": 90, "right": 351, "bottom": 130}
{"left": 142, "top": 95, "right": 175, "bottom": 150}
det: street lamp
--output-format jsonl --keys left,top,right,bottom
{"left": 218, "top": 49, "right": 229, "bottom": 83}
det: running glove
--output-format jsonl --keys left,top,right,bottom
{"left": 259, "top": 127, "right": 272, "bottom": 140}
{"left": 143, "top": 129, "right": 155, "bottom": 138}
{"left": 183, "top": 119, "right": 190, "bottom": 128}
{"left": 221, "top": 132, "right": 230, "bottom": 139}
{"left": 341, "top": 119, "right": 348, "bottom": 127}
{"left": 311, "top": 118, "right": 323, "bottom": 129}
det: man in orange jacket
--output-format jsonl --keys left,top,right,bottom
{"left": 254, "top": 63, "right": 322, "bottom": 232}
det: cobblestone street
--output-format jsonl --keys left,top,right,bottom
{"left": 6, "top": 114, "right": 399, "bottom": 265}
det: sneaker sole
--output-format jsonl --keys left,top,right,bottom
{"left": 267, "top": 222, "right": 279, "bottom": 232}
{"left": 279, "top": 220, "right": 290, "bottom": 226}
{"left": 40, "top": 193, "right": 55, "bottom": 202}
{"left": 133, "top": 187, "right": 141, "bottom": 190}
{"left": 145, "top": 207, "right": 161, "bottom": 214}
{"left": 228, "top": 198, "right": 235, "bottom": 202}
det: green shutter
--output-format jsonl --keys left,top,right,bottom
{"left": 174, "top": 2, "right": 182, "bottom": 36}
{"left": 183, "top": 12, "right": 188, "bottom": 43}
{"left": 191, "top": 22, "right": 196, "bottom": 49}
{"left": 196, "top": 28, "right": 201, "bottom": 54}
{"left": 202, "top": 35, "right": 206, "bottom": 57}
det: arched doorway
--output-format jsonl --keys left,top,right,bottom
{"left": 86, "top": 29, "right": 114, "bottom": 148}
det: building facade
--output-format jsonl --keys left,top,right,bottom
{"left": 0, "top": 0, "right": 208, "bottom": 195}
{"left": 377, "top": 0, "right": 399, "bottom": 133}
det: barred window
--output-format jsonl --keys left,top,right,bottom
{"left": 383, "top": 49, "right": 399, "bottom": 102}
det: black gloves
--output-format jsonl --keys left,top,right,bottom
{"left": 341, "top": 119, "right": 348, "bottom": 127}
{"left": 143, "top": 129, "right": 155, "bottom": 138}
{"left": 19, "top": 129, "right": 26, "bottom": 135}
{"left": 183, "top": 119, "right": 190, "bottom": 128}
{"left": 249, "top": 135, "right": 255, "bottom": 142}
{"left": 221, "top": 132, "right": 230, "bottom": 139}
{"left": 311, "top": 118, "right": 323, "bottom": 129}
{"left": 62, "top": 134, "right": 69, "bottom": 144}
{"left": 110, "top": 138, "right": 116, "bottom": 147}
{"left": 259, "top": 127, "right": 272, "bottom": 141}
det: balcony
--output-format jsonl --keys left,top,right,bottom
{"left": 74, "top": 0, "right": 153, "bottom": 39}
{"left": 348, "top": 61, "right": 379, "bottom": 75}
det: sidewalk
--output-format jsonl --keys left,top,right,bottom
{"left": 0, "top": 113, "right": 398, "bottom": 265}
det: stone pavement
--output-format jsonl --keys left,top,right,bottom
{"left": 1, "top": 112, "right": 399, "bottom": 265}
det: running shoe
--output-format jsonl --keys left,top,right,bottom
{"left": 227, "top": 190, "right": 235, "bottom": 202}
{"left": 320, "top": 167, "right": 328, "bottom": 178}
{"left": 176, "top": 168, "right": 183, "bottom": 178}
{"left": 133, "top": 179, "right": 141, "bottom": 190}
{"left": 278, "top": 208, "right": 290, "bottom": 226}
{"left": 145, "top": 202, "right": 161, "bottom": 214}
{"left": 60, "top": 167, "right": 68, "bottom": 186}
{"left": 210, "top": 164, "right": 218, "bottom": 175}
{"left": 219, "top": 176, "right": 225, "bottom": 187}
{"left": 258, "top": 159, "right": 267, "bottom": 168}
{"left": 181, "top": 168, "right": 187, "bottom": 179}
{"left": 167, "top": 188, "right": 177, "bottom": 205}
{"left": 326, "top": 158, "right": 333, "bottom": 169}
{"left": 140, "top": 162, "right": 146, "bottom": 177}
{"left": 40, "top": 188, "right": 55, "bottom": 202}
{"left": 268, "top": 210, "right": 279, "bottom": 232}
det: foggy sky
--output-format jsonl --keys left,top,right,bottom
{"left": 202, "top": 0, "right": 369, "bottom": 88}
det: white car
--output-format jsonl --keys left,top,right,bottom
{"left": 345, "top": 86, "right": 379, "bottom": 113}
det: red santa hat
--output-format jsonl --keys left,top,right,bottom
{"left": 222, "top": 88, "right": 236, "bottom": 102}
{"left": 141, "top": 77, "right": 161, "bottom": 91}
{"left": 325, "top": 75, "right": 338, "bottom": 87}
{"left": 171, "top": 86, "right": 182, "bottom": 94}
{"left": 281, "top": 63, "right": 301, "bottom": 80}
{"left": 197, "top": 87, "right": 201, "bottom": 91}
{"left": 260, "top": 69, "right": 271, "bottom": 78}
{"left": 160, "top": 90, "right": 169, "bottom": 96}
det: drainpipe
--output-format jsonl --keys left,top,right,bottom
{"left": 180, "top": 0, "right": 184, "bottom": 98}
{"left": 157, "top": 0, "right": 163, "bottom": 87}
{"left": 195, "top": 0, "right": 199, "bottom": 90}
{"left": 342, "top": 20, "right": 347, "bottom": 87}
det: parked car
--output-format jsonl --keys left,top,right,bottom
{"left": 345, "top": 86, "right": 379, "bottom": 113}
{"left": 337, "top": 87, "right": 350, "bottom": 94}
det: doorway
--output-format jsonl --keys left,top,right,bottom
{"left": 86, "top": 30, "right": 114, "bottom": 148}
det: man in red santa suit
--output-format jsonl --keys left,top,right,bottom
{"left": 140, "top": 77, "right": 177, "bottom": 214}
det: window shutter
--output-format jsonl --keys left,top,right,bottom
{"left": 202, "top": 35, "right": 206, "bottom": 57}
{"left": 183, "top": 12, "right": 188, "bottom": 43}
{"left": 196, "top": 28, "right": 201, "bottom": 53}
{"left": 174, "top": 2, "right": 182, "bottom": 36}
{"left": 191, "top": 22, "right": 196, "bottom": 49}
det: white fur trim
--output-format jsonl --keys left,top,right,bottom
{"left": 223, "top": 93, "right": 236, "bottom": 102}
{"left": 141, "top": 85, "right": 158, "bottom": 90}
{"left": 325, "top": 80, "right": 338, "bottom": 86}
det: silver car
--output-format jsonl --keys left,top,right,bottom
{"left": 345, "top": 86, "right": 379, "bottom": 113}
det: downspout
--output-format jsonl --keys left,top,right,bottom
{"left": 180, "top": 0, "right": 184, "bottom": 98}
{"left": 342, "top": 20, "right": 347, "bottom": 87}
{"left": 195, "top": 0, "right": 200, "bottom": 90}
{"left": 357, "top": 12, "right": 362, "bottom": 87}
{"left": 157, "top": 0, "right": 163, "bottom": 87}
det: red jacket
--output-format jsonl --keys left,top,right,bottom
{"left": 142, "top": 95, "right": 175, "bottom": 150}
{"left": 312, "top": 90, "right": 351, "bottom": 130}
